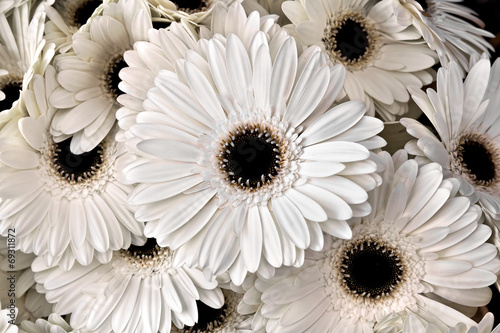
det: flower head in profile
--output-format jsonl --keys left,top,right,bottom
{"left": 32, "top": 238, "right": 224, "bottom": 333}
{"left": 281, "top": 0, "right": 437, "bottom": 120}
{"left": 241, "top": 150, "right": 499, "bottom": 332}
{"left": 401, "top": 58, "right": 500, "bottom": 223}
{"left": 393, "top": 0, "right": 494, "bottom": 75}
{"left": 122, "top": 3, "right": 385, "bottom": 284}
{"left": 0, "top": 65, "right": 143, "bottom": 270}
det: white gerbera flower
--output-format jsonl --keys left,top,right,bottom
{"left": 43, "top": 0, "right": 107, "bottom": 54}
{"left": 32, "top": 238, "right": 224, "bottom": 333}
{"left": 0, "top": 302, "right": 17, "bottom": 333}
{"left": 281, "top": 0, "right": 437, "bottom": 120}
{"left": 401, "top": 58, "right": 500, "bottom": 223}
{"left": 244, "top": 150, "right": 499, "bottom": 332}
{"left": 49, "top": 0, "right": 152, "bottom": 154}
{"left": 19, "top": 313, "right": 84, "bottom": 333}
{"left": 0, "top": 237, "right": 52, "bottom": 323}
{"left": 123, "top": 3, "right": 385, "bottom": 284}
{"left": 393, "top": 0, "right": 494, "bottom": 75}
{"left": 0, "top": 0, "right": 49, "bottom": 112}
{"left": 0, "top": 65, "right": 143, "bottom": 270}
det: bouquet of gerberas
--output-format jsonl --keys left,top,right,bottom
{"left": 1, "top": 0, "right": 500, "bottom": 332}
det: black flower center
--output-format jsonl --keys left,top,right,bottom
{"left": 334, "top": 19, "right": 370, "bottom": 61}
{"left": 323, "top": 13, "right": 377, "bottom": 68}
{"left": 183, "top": 301, "right": 226, "bottom": 332}
{"left": 458, "top": 139, "right": 496, "bottom": 184}
{"left": 173, "top": 0, "right": 205, "bottom": 11}
{"left": 103, "top": 55, "right": 127, "bottom": 99}
{"left": 341, "top": 240, "right": 403, "bottom": 298}
{"left": 220, "top": 128, "right": 282, "bottom": 189}
{"left": 127, "top": 238, "right": 160, "bottom": 257}
{"left": 53, "top": 137, "right": 104, "bottom": 182}
{"left": 74, "top": 0, "right": 102, "bottom": 26}
{"left": 0, "top": 80, "right": 22, "bottom": 111}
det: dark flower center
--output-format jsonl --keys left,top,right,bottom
{"left": 74, "top": 0, "right": 102, "bottom": 26}
{"left": 341, "top": 240, "right": 403, "bottom": 298}
{"left": 127, "top": 238, "right": 160, "bottom": 257}
{"left": 0, "top": 80, "right": 22, "bottom": 111}
{"left": 323, "top": 12, "right": 377, "bottom": 68}
{"left": 103, "top": 55, "right": 127, "bottom": 100}
{"left": 333, "top": 19, "right": 370, "bottom": 61}
{"left": 173, "top": 0, "right": 205, "bottom": 12}
{"left": 458, "top": 139, "right": 496, "bottom": 184}
{"left": 220, "top": 128, "right": 282, "bottom": 189}
{"left": 53, "top": 137, "right": 104, "bottom": 183}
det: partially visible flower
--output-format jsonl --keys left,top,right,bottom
{"left": 242, "top": 151, "right": 499, "bottom": 332}
{"left": 401, "top": 58, "right": 500, "bottom": 222}
{"left": 281, "top": 0, "right": 437, "bottom": 120}
{"left": 447, "top": 313, "right": 500, "bottom": 333}
{"left": 43, "top": 0, "right": 107, "bottom": 53}
{"left": 0, "top": 302, "right": 17, "bottom": 333}
{"left": 49, "top": 0, "right": 152, "bottom": 154}
{"left": 32, "top": 238, "right": 224, "bottom": 333}
{"left": 171, "top": 288, "right": 250, "bottom": 333}
{"left": 0, "top": 237, "right": 52, "bottom": 323}
{"left": 0, "top": 0, "right": 50, "bottom": 112}
{"left": 393, "top": 0, "right": 494, "bottom": 75}
{"left": 374, "top": 307, "right": 450, "bottom": 332}
{"left": 0, "top": 65, "right": 143, "bottom": 270}
{"left": 240, "top": 0, "right": 291, "bottom": 25}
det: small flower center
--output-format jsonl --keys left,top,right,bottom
{"left": 322, "top": 12, "right": 378, "bottom": 70}
{"left": 127, "top": 238, "right": 161, "bottom": 257}
{"left": 102, "top": 53, "right": 127, "bottom": 101}
{"left": 0, "top": 77, "right": 22, "bottom": 111}
{"left": 455, "top": 134, "right": 499, "bottom": 187}
{"left": 52, "top": 137, "right": 104, "bottom": 183}
{"left": 117, "top": 238, "right": 174, "bottom": 276}
{"left": 219, "top": 125, "right": 283, "bottom": 189}
{"left": 340, "top": 239, "right": 404, "bottom": 298}
{"left": 54, "top": 0, "right": 102, "bottom": 28}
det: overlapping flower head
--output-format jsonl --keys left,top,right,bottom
{"left": 240, "top": 150, "right": 500, "bottom": 332}
{"left": 32, "top": 237, "right": 225, "bottom": 333}
{"left": 120, "top": 2, "right": 386, "bottom": 284}
{"left": 0, "top": 0, "right": 51, "bottom": 114}
{"left": 0, "top": 62, "right": 144, "bottom": 270}
{"left": 393, "top": 0, "right": 494, "bottom": 75}
{"left": 401, "top": 58, "right": 500, "bottom": 224}
{"left": 0, "top": 301, "right": 17, "bottom": 333}
{"left": 48, "top": 0, "right": 153, "bottom": 154}
{"left": 280, "top": 0, "right": 438, "bottom": 120}
{"left": 0, "top": 237, "right": 51, "bottom": 323}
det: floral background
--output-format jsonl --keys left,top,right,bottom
{"left": 2, "top": 0, "right": 500, "bottom": 332}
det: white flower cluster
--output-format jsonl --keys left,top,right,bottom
{"left": 0, "top": 0, "right": 499, "bottom": 332}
